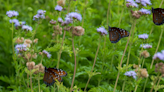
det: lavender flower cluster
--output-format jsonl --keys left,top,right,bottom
{"left": 126, "top": 0, "right": 151, "bottom": 7}
{"left": 124, "top": 70, "right": 137, "bottom": 79}
{"left": 97, "top": 27, "right": 108, "bottom": 35}
{"left": 55, "top": 5, "right": 63, "bottom": 11}
{"left": 6, "top": 10, "right": 19, "bottom": 18}
{"left": 42, "top": 50, "right": 51, "bottom": 58}
{"left": 33, "top": 9, "right": 46, "bottom": 20}
{"left": 153, "top": 50, "right": 164, "bottom": 61}
{"left": 15, "top": 44, "right": 28, "bottom": 53}
{"left": 138, "top": 34, "right": 149, "bottom": 39}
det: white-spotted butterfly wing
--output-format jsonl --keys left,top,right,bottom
{"left": 108, "top": 26, "right": 129, "bottom": 43}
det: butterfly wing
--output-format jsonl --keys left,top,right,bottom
{"left": 152, "top": 7, "right": 164, "bottom": 25}
{"left": 50, "top": 71, "right": 63, "bottom": 82}
{"left": 48, "top": 68, "right": 67, "bottom": 77}
{"left": 108, "top": 26, "right": 129, "bottom": 43}
{"left": 43, "top": 67, "right": 55, "bottom": 86}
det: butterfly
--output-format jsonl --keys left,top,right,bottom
{"left": 152, "top": 7, "right": 164, "bottom": 25}
{"left": 43, "top": 67, "right": 67, "bottom": 86}
{"left": 108, "top": 26, "right": 129, "bottom": 43}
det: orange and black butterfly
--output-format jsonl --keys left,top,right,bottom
{"left": 152, "top": 7, "right": 164, "bottom": 25}
{"left": 43, "top": 67, "right": 67, "bottom": 86}
{"left": 108, "top": 26, "right": 129, "bottom": 43}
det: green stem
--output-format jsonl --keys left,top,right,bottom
{"left": 141, "top": 58, "right": 145, "bottom": 68}
{"left": 122, "top": 81, "right": 126, "bottom": 92}
{"left": 143, "top": 78, "right": 148, "bottom": 92}
{"left": 113, "top": 19, "right": 136, "bottom": 92}
{"left": 134, "top": 85, "right": 138, "bottom": 92}
{"left": 150, "top": 72, "right": 160, "bottom": 92}
{"left": 38, "top": 73, "right": 40, "bottom": 92}
{"left": 57, "top": 31, "right": 66, "bottom": 68}
{"left": 79, "top": 0, "right": 87, "bottom": 46}
{"left": 155, "top": 76, "right": 162, "bottom": 92}
{"left": 70, "top": 35, "right": 77, "bottom": 92}
{"left": 84, "top": 36, "right": 101, "bottom": 92}
{"left": 30, "top": 71, "right": 33, "bottom": 92}
{"left": 150, "top": 26, "right": 164, "bottom": 69}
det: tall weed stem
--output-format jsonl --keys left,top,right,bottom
{"left": 150, "top": 26, "right": 164, "bottom": 69}
{"left": 84, "top": 36, "right": 101, "bottom": 91}
{"left": 57, "top": 31, "right": 66, "bottom": 68}
{"left": 113, "top": 19, "right": 136, "bottom": 92}
{"left": 70, "top": 35, "right": 77, "bottom": 92}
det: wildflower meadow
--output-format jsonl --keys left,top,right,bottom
{"left": 0, "top": 0, "right": 164, "bottom": 92}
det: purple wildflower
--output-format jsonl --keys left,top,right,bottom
{"left": 153, "top": 51, "right": 164, "bottom": 61}
{"left": 42, "top": 50, "right": 51, "bottom": 58}
{"left": 15, "top": 44, "right": 27, "bottom": 53}
{"left": 97, "top": 27, "right": 108, "bottom": 35}
{"left": 140, "top": 44, "right": 152, "bottom": 49}
{"left": 124, "top": 71, "right": 137, "bottom": 79}
{"left": 6, "top": 10, "right": 19, "bottom": 18}
{"left": 138, "top": 34, "right": 148, "bottom": 39}
{"left": 139, "top": 8, "right": 151, "bottom": 14}
{"left": 37, "top": 10, "right": 46, "bottom": 15}
{"left": 58, "top": 17, "right": 63, "bottom": 23}
{"left": 55, "top": 5, "right": 63, "bottom": 11}
{"left": 135, "top": 0, "right": 151, "bottom": 6}
{"left": 64, "top": 17, "right": 73, "bottom": 24}
{"left": 33, "top": 10, "right": 46, "bottom": 20}
{"left": 66, "top": 12, "right": 82, "bottom": 21}
{"left": 9, "top": 19, "right": 20, "bottom": 27}
{"left": 22, "top": 25, "right": 33, "bottom": 31}
{"left": 126, "top": 0, "right": 138, "bottom": 7}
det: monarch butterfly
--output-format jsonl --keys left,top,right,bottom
{"left": 43, "top": 67, "right": 67, "bottom": 86}
{"left": 108, "top": 26, "right": 129, "bottom": 43}
{"left": 152, "top": 7, "right": 164, "bottom": 25}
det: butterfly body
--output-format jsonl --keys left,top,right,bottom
{"left": 152, "top": 7, "right": 164, "bottom": 25}
{"left": 43, "top": 67, "right": 67, "bottom": 86}
{"left": 108, "top": 26, "right": 129, "bottom": 43}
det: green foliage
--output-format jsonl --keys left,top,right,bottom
{"left": 0, "top": 0, "right": 164, "bottom": 91}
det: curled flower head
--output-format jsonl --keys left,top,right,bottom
{"left": 15, "top": 44, "right": 28, "bottom": 53}
{"left": 126, "top": 0, "right": 138, "bottom": 7}
{"left": 26, "top": 61, "right": 35, "bottom": 70}
{"left": 135, "top": 0, "right": 151, "bottom": 6}
{"left": 131, "top": 10, "right": 141, "bottom": 19}
{"left": 153, "top": 51, "right": 164, "bottom": 61}
{"left": 6, "top": 10, "right": 19, "bottom": 18}
{"left": 139, "top": 8, "right": 151, "bottom": 15}
{"left": 124, "top": 70, "right": 137, "bottom": 79}
{"left": 66, "top": 12, "right": 82, "bottom": 21}
{"left": 97, "top": 27, "right": 108, "bottom": 36}
{"left": 72, "top": 26, "right": 85, "bottom": 36}
{"left": 140, "top": 44, "right": 152, "bottom": 49}
{"left": 155, "top": 62, "right": 164, "bottom": 74}
{"left": 135, "top": 68, "right": 149, "bottom": 78}
{"left": 138, "top": 34, "right": 148, "bottom": 39}
{"left": 140, "top": 50, "right": 150, "bottom": 58}
{"left": 55, "top": 5, "right": 63, "bottom": 11}
{"left": 22, "top": 25, "right": 33, "bottom": 31}
{"left": 42, "top": 50, "right": 51, "bottom": 58}
{"left": 57, "top": 0, "right": 66, "bottom": 6}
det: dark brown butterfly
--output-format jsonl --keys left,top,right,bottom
{"left": 152, "top": 7, "right": 164, "bottom": 25}
{"left": 108, "top": 26, "right": 129, "bottom": 43}
{"left": 43, "top": 67, "right": 67, "bottom": 86}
